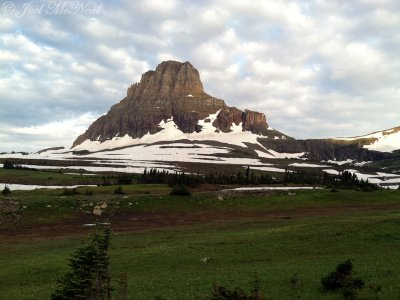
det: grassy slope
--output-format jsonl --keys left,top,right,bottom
{"left": 1, "top": 188, "right": 400, "bottom": 299}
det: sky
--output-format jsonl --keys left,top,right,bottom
{"left": 1, "top": 0, "right": 399, "bottom": 152}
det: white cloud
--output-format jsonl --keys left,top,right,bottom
{"left": 139, "top": 0, "right": 178, "bottom": 15}
{"left": 1, "top": 0, "right": 399, "bottom": 151}
{"left": 0, "top": 113, "right": 98, "bottom": 152}
{"left": 0, "top": 17, "right": 14, "bottom": 30}
{"left": 10, "top": 113, "right": 96, "bottom": 136}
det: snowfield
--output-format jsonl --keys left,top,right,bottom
{"left": 72, "top": 112, "right": 268, "bottom": 151}
{"left": 344, "top": 169, "right": 400, "bottom": 189}
{"left": 222, "top": 186, "right": 323, "bottom": 192}
{"left": 1, "top": 117, "right": 398, "bottom": 188}
{"left": 0, "top": 183, "right": 96, "bottom": 191}
{"left": 335, "top": 127, "right": 400, "bottom": 153}
{"left": 289, "top": 163, "right": 330, "bottom": 168}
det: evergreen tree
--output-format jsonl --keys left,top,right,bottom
{"left": 52, "top": 225, "right": 112, "bottom": 300}
{"left": 1, "top": 185, "right": 11, "bottom": 195}
{"left": 245, "top": 166, "right": 250, "bottom": 185}
{"left": 3, "top": 160, "right": 15, "bottom": 169}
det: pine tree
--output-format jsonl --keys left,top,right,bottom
{"left": 52, "top": 225, "right": 112, "bottom": 300}
{"left": 245, "top": 166, "right": 250, "bottom": 185}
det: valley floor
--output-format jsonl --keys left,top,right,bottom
{"left": 1, "top": 182, "right": 400, "bottom": 299}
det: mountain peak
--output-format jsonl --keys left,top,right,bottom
{"left": 127, "top": 60, "right": 205, "bottom": 99}
{"left": 72, "top": 61, "right": 272, "bottom": 149}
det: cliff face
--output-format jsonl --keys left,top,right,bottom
{"left": 72, "top": 61, "right": 270, "bottom": 148}
{"left": 127, "top": 61, "right": 205, "bottom": 99}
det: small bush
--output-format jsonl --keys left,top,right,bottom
{"left": 169, "top": 184, "right": 191, "bottom": 196}
{"left": 1, "top": 185, "right": 11, "bottom": 195}
{"left": 321, "top": 260, "right": 364, "bottom": 299}
{"left": 289, "top": 273, "right": 302, "bottom": 289}
{"left": 61, "top": 188, "right": 80, "bottom": 196}
{"left": 114, "top": 186, "right": 124, "bottom": 195}
{"left": 3, "top": 160, "right": 15, "bottom": 169}
{"left": 211, "top": 275, "right": 266, "bottom": 300}
{"left": 212, "top": 285, "right": 249, "bottom": 299}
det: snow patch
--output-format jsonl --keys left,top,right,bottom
{"left": 0, "top": 183, "right": 96, "bottom": 191}
{"left": 353, "top": 161, "right": 372, "bottom": 167}
{"left": 289, "top": 163, "right": 329, "bottom": 168}
{"left": 364, "top": 130, "right": 400, "bottom": 152}
{"left": 323, "top": 169, "right": 340, "bottom": 175}
{"left": 248, "top": 166, "right": 287, "bottom": 173}
{"left": 230, "top": 122, "right": 243, "bottom": 132}
{"left": 223, "top": 186, "right": 322, "bottom": 192}
{"left": 327, "top": 159, "right": 353, "bottom": 165}
{"left": 267, "top": 149, "right": 306, "bottom": 159}
{"left": 255, "top": 150, "right": 275, "bottom": 159}
{"left": 345, "top": 169, "right": 400, "bottom": 188}
{"left": 335, "top": 128, "right": 400, "bottom": 153}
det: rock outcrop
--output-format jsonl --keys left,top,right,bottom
{"left": 72, "top": 61, "right": 272, "bottom": 148}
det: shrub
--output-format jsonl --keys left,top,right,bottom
{"left": 211, "top": 285, "right": 249, "bottom": 300}
{"left": 321, "top": 260, "right": 364, "bottom": 299}
{"left": 3, "top": 160, "right": 15, "bottom": 169}
{"left": 289, "top": 273, "right": 301, "bottom": 289}
{"left": 169, "top": 184, "right": 191, "bottom": 196}
{"left": 211, "top": 275, "right": 266, "bottom": 300}
{"left": 61, "top": 188, "right": 80, "bottom": 196}
{"left": 114, "top": 186, "right": 124, "bottom": 195}
{"left": 1, "top": 185, "right": 11, "bottom": 195}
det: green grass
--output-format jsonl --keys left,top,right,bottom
{"left": 1, "top": 188, "right": 400, "bottom": 298}
{"left": 2, "top": 187, "right": 400, "bottom": 229}
{"left": 1, "top": 209, "right": 400, "bottom": 299}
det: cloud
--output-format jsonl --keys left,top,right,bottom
{"left": 0, "top": 113, "right": 98, "bottom": 152}
{"left": 1, "top": 0, "right": 399, "bottom": 151}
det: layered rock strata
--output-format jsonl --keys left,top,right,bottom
{"left": 72, "top": 61, "right": 270, "bottom": 147}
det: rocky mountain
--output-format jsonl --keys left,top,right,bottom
{"left": 2, "top": 60, "right": 399, "bottom": 182}
{"left": 72, "top": 61, "right": 280, "bottom": 148}
{"left": 70, "top": 60, "right": 399, "bottom": 166}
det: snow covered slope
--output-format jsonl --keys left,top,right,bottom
{"left": 72, "top": 111, "right": 296, "bottom": 155}
{"left": 0, "top": 112, "right": 306, "bottom": 175}
{"left": 335, "top": 126, "right": 400, "bottom": 152}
